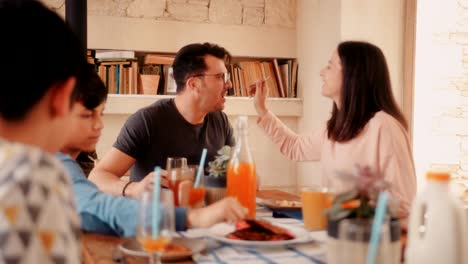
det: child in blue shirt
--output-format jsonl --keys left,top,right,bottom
{"left": 58, "top": 65, "right": 247, "bottom": 237}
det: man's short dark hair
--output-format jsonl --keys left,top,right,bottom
{"left": 172, "top": 42, "right": 231, "bottom": 93}
{"left": 0, "top": 0, "right": 86, "bottom": 121}
{"left": 75, "top": 64, "right": 108, "bottom": 110}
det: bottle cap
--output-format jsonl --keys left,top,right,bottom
{"left": 426, "top": 171, "right": 450, "bottom": 181}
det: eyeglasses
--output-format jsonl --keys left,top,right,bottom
{"left": 193, "top": 72, "right": 231, "bottom": 84}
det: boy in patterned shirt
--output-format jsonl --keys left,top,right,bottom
{"left": 0, "top": 0, "right": 87, "bottom": 263}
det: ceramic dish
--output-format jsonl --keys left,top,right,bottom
{"left": 119, "top": 237, "right": 206, "bottom": 261}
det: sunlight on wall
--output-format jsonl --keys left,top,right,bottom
{"left": 413, "top": 0, "right": 466, "bottom": 196}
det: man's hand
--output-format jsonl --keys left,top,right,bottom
{"left": 187, "top": 197, "right": 248, "bottom": 228}
{"left": 125, "top": 169, "right": 168, "bottom": 198}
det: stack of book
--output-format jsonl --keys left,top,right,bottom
{"left": 230, "top": 59, "right": 297, "bottom": 98}
{"left": 95, "top": 50, "right": 138, "bottom": 94}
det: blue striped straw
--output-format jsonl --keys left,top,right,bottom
{"left": 194, "top": 148, "right": 207, "bottom": 188}
{"left": 152, "top": 166, "right": 161, "bottom": 239}
{"left": 366, "top": 191, "right": 389, "bottom": 264}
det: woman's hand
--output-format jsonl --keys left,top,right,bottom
{"left": 249, "top": 79, "right": 269, "bottom": 116}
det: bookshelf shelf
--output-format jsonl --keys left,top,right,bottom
{"left": 104, "top": 94, "right": 303, "bottom": 117}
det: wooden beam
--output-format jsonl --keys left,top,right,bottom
{"left": 65, "top": 0, "right": 87, "bottom": 51}
{"left": 403, "top": 0, "right": 417, "bottom": 143}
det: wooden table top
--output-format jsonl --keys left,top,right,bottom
{"left": 81, "top": 189, "right": 299, "bottom": 264}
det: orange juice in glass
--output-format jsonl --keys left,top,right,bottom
{"left": 226, "top": 162, "right": 256, "bottom": 218}
{"left": 189, "top": 186, "right": 206, "bottom": 208}
{"left": 301, "top": 186, "right": 333, "bottom": 230}
{"left": 138, "top": 236, "right": 171, "bottom": 254}
{"left": 166, "top": 157, "right": 191, "bottom": 206}
{"left": 137, "top": 189, "right": 174, "bottom": 264}
{"left": 176, "top": 165, "right": 206, "bottom": 208}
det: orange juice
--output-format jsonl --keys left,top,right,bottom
{"left": 189, "top": 187, "right": 206, "bottom": 207}
{"left": 168, "top": 179, "right": 193, "bottom": 206}
{"left": 227, "top": 162, "right": 256, "bottom": 218}
{"left": 168, "top": 179, "right": 183, "bottom": 206}
{"left": 139, "top": 236, "right": 171, "bottom": 253}
{"left": 301, "top": 188, "right": 331, "bottom": 230}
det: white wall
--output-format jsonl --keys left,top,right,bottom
{"left": 88, "top": 16, "right": 297, "bottom": 58}
{"left": 340, "top": 0, "right": 405, "bottom": 106}
{"left": 295, "top": 0, "right": 340, "bottom": 188}
{"left": 413, "top": 0, "right": 467, "bottom": 200}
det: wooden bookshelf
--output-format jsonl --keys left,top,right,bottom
{"left": 90, "top": 49, "right": 298, "bottom": 99}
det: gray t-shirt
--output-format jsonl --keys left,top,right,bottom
{"left": 114, "top": 98, "right": 234, "bottom": 181}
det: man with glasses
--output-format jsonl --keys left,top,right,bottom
{"left": 89, "top": 43, "right": 235, "bottom": 198}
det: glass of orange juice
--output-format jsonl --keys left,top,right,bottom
{"left": 166, "top": 157, "right": 191, "bottom": 206}
{"left": 188, "top": 165, "right": 206, "bottom": 208}
{"left": 178, "top": 165, "right": 206, "bottom": 208}
{"left": 137, "top": 188, "right": 175, "bottom": 264}
{"left": 301, "top": 185, "right": 334, "bottom": 231}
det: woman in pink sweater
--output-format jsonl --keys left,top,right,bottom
{"left": 252, "top": 41, "right": 416, "bottom": 216}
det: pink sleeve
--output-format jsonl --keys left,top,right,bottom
{"left": 257, "top": 110, "right": 323, "bottom": 161}
{"left": 377, "top": 122, "right": 416, "bottom": 217}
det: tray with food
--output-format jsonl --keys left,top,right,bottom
{"left": 258, "top": 198, "right": 302, "bottom": 211}
{"left": 208, "top": 219, "right": 314, "bottom": 247}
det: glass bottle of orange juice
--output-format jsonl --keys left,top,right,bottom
{"left": 227, "top": 116, "right": 256, "bottom": 218}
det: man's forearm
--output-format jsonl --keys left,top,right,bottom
{"left": 89, "top": 169, "right": 128, "bottom": 196}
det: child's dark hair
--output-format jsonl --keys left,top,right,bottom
{"left": 0, "top": 0, "right": 86, "bottom": 120}
{"left": 75, "top": 64, "right": 108, "bottom": 110}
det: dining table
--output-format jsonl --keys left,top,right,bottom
{"left": 81, "top": 189, "right": 327, "bottom": 264}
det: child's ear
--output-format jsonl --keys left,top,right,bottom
{"left": 49, "top": 77, "right": 76, "bottom": 118}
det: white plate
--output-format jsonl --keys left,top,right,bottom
{"left": 119, "top": 237, "right": 206, "bottom": 261}
{"left": 208, "top": 222, "right": 314, "bottom": 248}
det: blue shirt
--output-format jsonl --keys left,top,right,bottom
{"left": 56, "top": 152, "right": 187, "bottom": 237}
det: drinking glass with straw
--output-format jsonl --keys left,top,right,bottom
{"left": 136, "top": 166, "right": 175, "bottom": 264}
{"left": 367, "top": 191, "right": 390, "bottom": 264}
{"left": 189, "top": 148, "right": 207, "bottom": 208}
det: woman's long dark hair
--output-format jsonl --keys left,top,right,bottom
{"left": 327, "top": 41, "right": 407, "bottom": 142}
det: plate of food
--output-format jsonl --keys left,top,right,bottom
{"left": 208, "top": 219, "right": 314, "bottom": 247}
{"left": 119, "top": 237, "right": 206, "bottom": 261}
{"left": 258, "top": 198, "right": 302, "bottom": 211}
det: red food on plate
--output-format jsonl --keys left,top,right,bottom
{"left": 226, "top": 219, "right": 295, "bottom": 241}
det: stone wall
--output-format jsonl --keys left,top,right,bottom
{"left": 413, "top": 0, "right": 468, "bottom": 202}
{"left": 41, "top": 0, "right": 295, "bottom": 28}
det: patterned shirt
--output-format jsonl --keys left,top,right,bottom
{"left": 0, "top": 139, "right": 81, "bottom": 263}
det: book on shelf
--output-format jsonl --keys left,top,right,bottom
{"left": 272, "top": 59, "right": 286, "bottom": 98}
{"left": 144, "top": 54, "right": 174, "bottom": 65}
{"left": 261, "top": 61, "right": 280, "bottom": 98}
{"left": 95, "top": 50, "right": 135, "bottom": 60}
{"left": 291, "top": 60, "right": 298, "bottom": 98}
{"left": 164, "top": 66, "right": 177, "bottom": 95}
